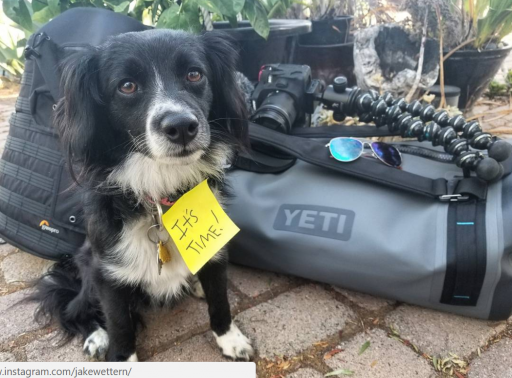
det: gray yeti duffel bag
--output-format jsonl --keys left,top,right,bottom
{"left": 226, "top": 123, "right": 512, "bottom": 320}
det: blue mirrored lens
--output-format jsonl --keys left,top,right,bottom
{"left": 371, "top": 142, "right": 401, "bottom": 167}
{"left": 329, "top": 138, "right": 363, "bottom": 162}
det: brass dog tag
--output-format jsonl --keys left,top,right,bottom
{"left": 158, "top": 241, "right": 172, "bottom": 264}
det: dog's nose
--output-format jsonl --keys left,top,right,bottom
{"left": 160, "top": 113, "right": 199, "bottom": 146}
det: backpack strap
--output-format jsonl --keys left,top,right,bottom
{"left": 246, "top": 123, "right": 488, "bottom": 200}
{"left": 25, "top": 32, "right": 61, "bottom": 102}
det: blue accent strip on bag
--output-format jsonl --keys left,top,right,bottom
{"left": 441, "top": 200, "right": 486, "bottom": 307}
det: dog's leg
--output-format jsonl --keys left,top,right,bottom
{"left": 197, "top": 259, "right": 254, "bottom": 361}
{"left": 96, "top": 275, "right": 138, "bottom": 362}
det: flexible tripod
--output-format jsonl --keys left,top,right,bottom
{"left": 318, "top": 77, "right": 512, "bottom": 182}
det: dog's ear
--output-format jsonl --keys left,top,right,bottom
{"left": 54, "top": 47, "right": 106, "bottom": 170}
{"left": 202, "top": 31, "right": 249, "bottom": 147}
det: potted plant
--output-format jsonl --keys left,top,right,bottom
{"left": 291, "top": 0, "right": 356, "bottom": 86}
{"left": 2, "top": 0, "right": 311, "bottom": 81}
{"left": 298, "top": 0, "right": 353, "bottom": 45}
{"left": 406, "top": 0, "right": 512, "bottom": 110}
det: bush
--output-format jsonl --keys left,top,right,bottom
{"left": 2, "top": 0, "right": 293, "bottom": 77}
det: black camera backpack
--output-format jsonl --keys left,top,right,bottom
{"left": 0, "top": 8, "right": 148, "bottom": 259}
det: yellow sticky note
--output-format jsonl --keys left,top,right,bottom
{"left": 162, "top": 180, "right": 239, "bottom": 274}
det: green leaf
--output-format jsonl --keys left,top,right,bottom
{"left": 197, "top": 0, "right": 244, "bottom": 17}
{"left": 32, "top": 3, "right": 60, "bottom": 23}
{"left": 104, "top": 0, "right": 130, "bottom": 5}
{"left": 10, "top": 57, "right": 24, "bottom": 73}
{"left": 3, "top": 0, "right": 34, "bottom": 31}
{"left": 16, "top": 38, "right": 27, "bottom": 48}
{"left": 358, "top": 341, "right": 370, "bottom": 355}
{"left": 474, "top": 0, "right": 512, "bottom": 47}
{"left": 243, "top": 0, "right": 269, "bottom": 39}
{"left": 31, "top": 0, "right": 47, "bottom": 13}
{"left": 325, "top": 368, "right": 355, "bottom": 377}
{"left": 157, "top": 3, "right": 202, "bottom": 33}
{"left": 0, "top": 43, "right": 18, "bottom": 60}
{"left": 48, "top": 0, "right": 61, "bottom": 13}
{"left": 90, "top": 0, "right": 105, "bottom": 7}
{"left": 0, "top": 63, "right": 18, "bottom": 77}
{"left": 113, "top": 0, "right": 130, "bottom": 14}
{"left": 227, "top": 15, "right": 238, "bottom": 28}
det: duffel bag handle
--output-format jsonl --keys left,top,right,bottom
{"left": 234, "top": 149, "right": 296, "bottom": 174}
{"left": 245, "top": 122, "right": 489, "bottom": 200}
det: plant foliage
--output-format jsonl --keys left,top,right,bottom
{"left": 470, "top": 0, "right": 512, "bottom": 48}
{"left": 2, "top": 0, "right": 301, "bottom": 76}
{"left": 1, "top": 0, "right": 284, "bottom": 39}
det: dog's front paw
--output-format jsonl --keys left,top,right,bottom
{"left": 83, "top": 327, "right": 109, "bottom": 359}
{"left": 190, "top": 276, "right": 206, "bottom": 299}
{"left": 192, "top": 281, "right": 206, "bottom": 299}
{"left": 125, "top": 353, "right": 138, "bottom": 362}
{"left": 214, "top": 323, "right": 254, "bottom": 361}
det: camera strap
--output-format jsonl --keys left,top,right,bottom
{"left": 242, "top": 123, "right": 491, "bottom": 201}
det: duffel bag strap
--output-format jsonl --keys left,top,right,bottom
{"left": 247, "top": 123, "right": 488, "bottom": 200}
{"left": 234, "top": 150, "right": 295, "bottom": 174}
{"left": 291, "top": 125, "right": 401, "bottom": 138}
{"left": 454, "top": 177, "right": 488, "bottom": 201}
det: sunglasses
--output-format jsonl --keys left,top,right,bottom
{"left": 326, "top": 137, "right": 402, "bottom": 168}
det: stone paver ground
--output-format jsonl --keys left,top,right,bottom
{"left": 0, "top": 54, "right": 511, "bottom": 377}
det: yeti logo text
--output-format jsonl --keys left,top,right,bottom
{"left": 273, "top": 205, "right": 355, "bottom": 241}
{"left": 39, "top": 220, "right": 59, "bottom": 234}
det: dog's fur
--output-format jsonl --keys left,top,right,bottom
{"left": 31, "top": 29, "right": 254, "bottom": 362}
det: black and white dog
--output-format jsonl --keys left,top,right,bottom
{"left": 32, "top": 29, "right": 254, "bottom": 362}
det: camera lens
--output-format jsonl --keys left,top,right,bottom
{"left": 251, "top": 91, "right": 298, "bottom": 134}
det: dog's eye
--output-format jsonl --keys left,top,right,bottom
{"left": 118, "top": 81, "right": 138, "bottom": 94}
{"left": 186, "top": 71, "right": 202, "bottom": 82}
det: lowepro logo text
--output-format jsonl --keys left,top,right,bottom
{"left": 273, "top": 204, "right": 355, "bottom": 241}
{"left": 39, "top": 220, "right": 60, "bottom": 234}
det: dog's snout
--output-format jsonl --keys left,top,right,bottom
{"left": 160, "top": 113, "right": 199, "bottom": 146}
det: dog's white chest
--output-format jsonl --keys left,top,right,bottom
{"left": 104, "top": 216, "right": 191, "bottom": 301}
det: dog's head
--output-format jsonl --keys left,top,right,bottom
{"left": 55, "top": 29, "right": 248, "bottom": 173}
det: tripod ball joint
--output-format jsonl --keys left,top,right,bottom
{"left": 445, "top": 139, "right": 468, "bottom": 156}
{"left": 419, "top": 122, "right": 442, "bottom": 142}
{"left": 420, "top": 105, "right": 436, "bottom": 122}
{"left": 449, "top": 115, "right": 466, "bottom": 132}
{"left": 476, "top": 157, "right": 503, "bottom": 182}
{"left": 488, "top": 139, "right": 512, "bottom": 162}
{"left": 455, "top": 152, "right": 502, "bottom": 181}
{"left": 436, "top": 126, "right": 458, "bottom": 147}
{"left": 462, "top": 121, "right": 482, "bottom": 139}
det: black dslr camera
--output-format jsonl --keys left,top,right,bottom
{"left": 250, "top": 64, "right": 322, "bottom": 133}
{"left": 251, "top": 64, "right": 358, "bottom": 132}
